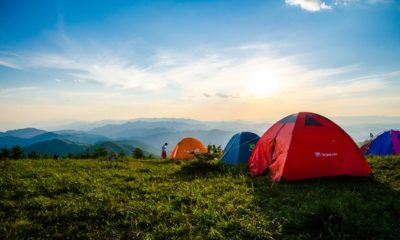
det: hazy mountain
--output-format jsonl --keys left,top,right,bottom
{"left": 29, "top": 132, "right": 60, "bottom": 143}
{"left": 133, "top": 118, "right": 202, "bottom": 124}
{"left": 333, "top": 116, "right": 400, "bottom": 125}
{"left": 88, "top": 121, "right": 203, "bottom": 139}
{"left": 0, "top": 131, "right": 109, "bottom": 148}
{"left": 199, "top": 121, "right": 267, "bottom": 135}
{"left": 0, "top": 133, "right": 58, "bottom": 148}
{"left": 132, "top": 129, "right": 235, "bottom": 151}
{"left": 88, "top": 140, "right": 159, "bottom": 157}
{"left": 88, "top": 141, "right": 133, "bottom": 156}
{"left": 0, "top": 131, "right": 66, "bottom": 148}
{"left": 2, "top": 117, "right": 399, "bottom": 154}
{"left": 53, "top": 130, "right": 109, "bottom": 144}
{"left": 24, "top": 139, "right": 88, "bottom": 156}
{"left": 113, "top": 139, "right": 160, "bottom": 156}
{"left": 50, "top": 118, "right": 204, "bottom": 131}
{"left": 342, "top": 124, "right": 400, "bottom": 142}
{"left": 51, "top": 120, "right": 128, "bottom": 131}
{"left": 87, "top": 119, "right": 267, "bottom": 139}
{"left": 20, "top": 137, "right": 157, "bottom": 157}
{"left": 0, "top": 136, "right": 29, "bottom": 148}
{"left": 0, "top": 128, "right": 47, "bottom": 138}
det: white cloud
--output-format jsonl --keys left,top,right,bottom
{"left": 1, "top": 43, "right": 399, "bottom": 122}
{"left": 0, "top": 86, "right": 38, "bottom": 95}
{"left": 215, "top": 93, "right": 239, "bottom": 99}
{"left": 285, "top": 0, "right": 332, "bottom": 12}
{"left": 333, "top": 0, "right": 389, "bottom": 6}
{"left": 0, "top": 60, "right": 21, "bottom": 69}
{"left": 0, "top": 42, "right": 396, "bottom": 115}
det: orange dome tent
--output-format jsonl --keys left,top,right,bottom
{"left": 170, "top": 137, "right": 207, "bottom": 160}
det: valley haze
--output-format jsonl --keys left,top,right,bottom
{"left": 1, "top": 116, "right": 399, "bottom": 157}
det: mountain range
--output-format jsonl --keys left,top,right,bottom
{"left": 0, "top": 117, "right": 399, "bottom": 157}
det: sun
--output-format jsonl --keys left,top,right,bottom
{"left": 246, "top": 73, "right": 281, "bottom": 97}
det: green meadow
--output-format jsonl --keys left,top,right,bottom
{"left": 1, "top": 156, "right": 400, "bottom": 239}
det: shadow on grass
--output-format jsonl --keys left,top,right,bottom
{"left": 171, "top": 160, "right": 248, "bottom": 181}
{"left": 135, "top": 159, "right": 181, "bottom": 165}
{"left": 248, "top": 173, "right": 400, "bottom": 239}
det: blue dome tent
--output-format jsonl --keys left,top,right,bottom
{"left": 221, "top": 132, "right": 260, "bottom": 164}
{"left": 366, "top": 130, "right": 400, "bottom": 156}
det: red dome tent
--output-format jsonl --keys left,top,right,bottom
{"left": 248, "top": 112, "right": 372, "bottom": 182}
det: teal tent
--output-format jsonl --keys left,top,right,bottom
{"left": 221, "top": 132, "right": 260, "bottom": 164}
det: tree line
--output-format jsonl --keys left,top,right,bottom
{"left": 0, "top": 144, "right": 222, "bottom": 161}
{"left": 0, "top": 145, "right": 149, "bottom": 160}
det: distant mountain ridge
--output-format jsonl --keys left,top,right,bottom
{"left": 131, "top": 129, "right": 235, "bottom": 152}
{"left": 1, "top": 118, "right": 399, "bottom": 156}
{"left": 0, "top": 130, "right": 109, "bottom": 148}
{"left": 22, "top": 139, "right": 160, "bottom": 157}
{"left": 0, "top": 128, "right": 47, "bottom": 138}
{"left": 89, "top": 120, "right": 209, "bottom": 135}
{"left": 24, "top": 139, "right": 88, "bottom": 156}
{"left": 88, "top": 140, "right": 159, "bottom": 157}
{"left": 87, "top": 119, "right": 266, "bottom": 139}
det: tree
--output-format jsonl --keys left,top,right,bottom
{"left": 0, "top": 147, "right": 10, "bottom": 160}
{"left": 132, "top": 148, "right": 144, "bottom": 159}
{"left": 11, "top": 145, "right": 24, "bottom": 160}
{"left": 108, "top": 151, "right": 117, "bottom": 160}
{"left": 118, "top": 151, "right": 126, "bottom": 159}
{"left": 81, "top": 149, "right": 92, "bottom": 159}
{"left": 27, "top": 151, "right": 39, "bottom": 159}
{"left": 94, "top": 147, "right": 108, "bottom": 159}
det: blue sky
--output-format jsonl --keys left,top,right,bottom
{"left": 0, "top": 0, "right": 399, "bottom": 128}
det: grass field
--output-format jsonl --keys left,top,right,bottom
{"left": 1, "top": 156, "right": 400, "bottom": 239}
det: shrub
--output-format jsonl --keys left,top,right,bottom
{"left": 118, "top": 151, "right": 126, "bottom": 159}
{"left": 27, "top": 151, "right": 39, "bottom": 159}
{"left": 195, "top": 145, "right": 223, "bottom": 162}
{"left": 94, "top": 147, "right": 108, "bottom": 159}
{"left": 132, "top": 148, "right": 144, "bottom": 159}
{"left": 0, "top": 147, "right": 10, "bottom": 160}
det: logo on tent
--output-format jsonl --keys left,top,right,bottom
{"left": 314, "top": 152, "right": 338, "bottom": 157}
{"left": 249, "top": 144, "right": 255, "bottom": 151}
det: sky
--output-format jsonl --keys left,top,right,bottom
{"left": 0, "top": 0, "right": 399, "bottom": 129}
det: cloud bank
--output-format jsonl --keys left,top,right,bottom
{"left": 0, "top": 44, "right": 367, "bottom": 101}
{"left": 285, "top": 0, "right": 332, "bottom": 12}
{"left": 285, "top": 0, "right": 389, "bottom": 11}
{"left": 0, "top": 35, "right": 398, "bottom": 122}
{"left": 0, "top": 40, "right": 393, "bottom": 102}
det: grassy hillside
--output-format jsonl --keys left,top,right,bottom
{"left": 1, "top": 156, "right": 399, "bottom": 239}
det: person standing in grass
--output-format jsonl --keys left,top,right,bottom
{"left": 161, "top": 142, "right": 168, "bottom": 159}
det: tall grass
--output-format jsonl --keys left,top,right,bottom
{"left": 1, "top": 156, "right": 399, "bottom": 239}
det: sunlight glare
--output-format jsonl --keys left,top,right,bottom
{"left": 246, "top": 73, "right": 281, "bottom": 97}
